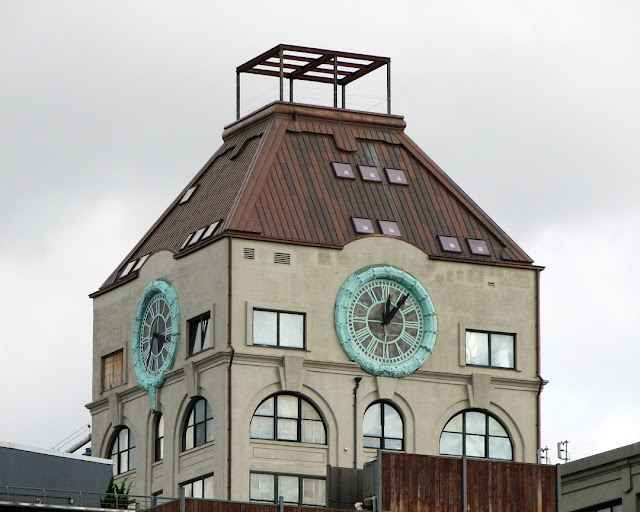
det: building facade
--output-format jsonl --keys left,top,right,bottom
{"left": 87, "top": 46, "right": 544, "bottom": 505}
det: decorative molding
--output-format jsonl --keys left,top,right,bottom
{"left": 108, "top": 393, "right": 121, "bottom": 426}
{"left": 282, "top": 355, "right": 305, "bottom": 392}
{"left": 468, "top": 373, "right": 492, "bottom": 409}
{"left": 376, "top": 376, "right": 397, "bottom": 400}
{"left": 183, "top": 361, "right": 198, "bottom": 398}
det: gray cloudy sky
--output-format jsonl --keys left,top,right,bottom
{"left": 1, "top": 0, "right": 638, "bottom": 463}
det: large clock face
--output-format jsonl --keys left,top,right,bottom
{"left": 335, "top": 265, "right": 437, "bottom": 378}
{"left": 132, "top": 279, "right": 180, "bottom": 410}
{"left": 140, "top": 294, "right": 175, "bottom": 377}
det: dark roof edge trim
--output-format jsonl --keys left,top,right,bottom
{"left": 429, "top": 254, "right": 544, "bottom": 270}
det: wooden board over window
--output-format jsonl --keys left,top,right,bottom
{"left": 103, "top": 350, "right": 123, "bottom": 391}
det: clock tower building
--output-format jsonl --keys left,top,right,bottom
{"left": 88, "top": 45, "right": 545, "bottom": 505}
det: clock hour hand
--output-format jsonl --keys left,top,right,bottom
{"left": 383, "top": 295, "right": 391, "bottom": 323}
{"left": 383, "top": 294, "right": 409, "bottom": 324}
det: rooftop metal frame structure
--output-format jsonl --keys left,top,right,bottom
{"left": 236, "top": 44, "right": 391, "bottom": 119}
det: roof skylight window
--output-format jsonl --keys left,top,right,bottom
{"left": 179, "top": 186, "right": 198, "bottom": 204}
{"left": 332, "top": 162, "right": 355, "bottom": 179}
{"left": 189, "top": 226, "right": 207, "bottom": 246}
{"left": 385, "top": 168, "right": 408, "bottom": 185}
{"left": 468, "top": 239, "right": 490, "bottom": 255}
{"left": 133, "top": 254, "right": 150, "bottom": 271}
{"left": 379, "top": 220, "right": 401, "bottom": 237}
{"left": 180, "top": 233, "right": 193, "bottom": 250}
{"left": 358, "top": 165, "right": 382, "bottom": 182}
{"left": 202, "top": 221, "right": 220, "bottom": 240}
{"left": 120, "top": 260, "right": 136, "bottom": 278}
{"left": 438, "top": 236, "right": 462, "bottom": 253}
{"left": 352, "top": 217, "right": 374, "bottom": 234}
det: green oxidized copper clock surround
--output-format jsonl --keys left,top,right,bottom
{"left": 131, "top": 279, "right": 180, "bottom": 410}
{"left": 335, "top": 265, "right": 437, "bottom": 378}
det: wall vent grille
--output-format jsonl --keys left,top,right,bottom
{"left": 244, "top": 248, "right": 255, "bottom": 260}
{"left": 274, "top": 252, "right": 291, "bottom": 265}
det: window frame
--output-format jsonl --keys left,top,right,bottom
{"left": 182, "top": 397, "right": 214, "bottom": 451}
{"left": 180, "top": 474, "right": 214, "bottom": 499}
{"left": 188, "top": 311, "right": 213, "bottom": 356}
{"left": 439, "top": 409, "right": 513, "bottom": 461}
{"left": 575, "top": 501, "right": 622, "bottom": 512}
{"left": 363, "top": 400, "right": 404, "bottom": 451}
{"left": 252, "top": 308, "right": 306, "bottom": 350}
{"left": 108, "top": 426, "right": 136, "bottom": 475}
{"left": 250, "top": 392, "right": 326, "bottom": 445}
{"left": 465, "top": 329, "right": 516, "bottom": 369}
{"left": 154, "top": 413, "right": 164, "bottom": 462}
{"left": 249, "top": 471, "right": 326, "bottom": 506}
{"left": 102, "top": 350, "right": 124, "bottom": 391}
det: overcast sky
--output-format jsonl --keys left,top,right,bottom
{"left": 1, "top": 0, "right": 638, "bottom": 463}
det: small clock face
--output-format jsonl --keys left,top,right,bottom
{"left": 335, "top": 265, "right": 437, "bottom": 378}
{"left": 140, "top": 294, "right": 174, "bottom": 376}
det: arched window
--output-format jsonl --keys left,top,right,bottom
{"left": 183, "top": 397, "right": 214, "bottom": 451}
{"left": 109, "top": 426, "right": 136, "bottom": 475}
{"left": 363, "top": 401, "right": 403, "bottom": 451}
{"left": 154, "top": 413, "right": 164, "bottom": 462}
{"left": 250, "top": 393, "right": 325, "bottom": 444}
{"left": 440, "top": 409, "right": 512, "bottom": 460}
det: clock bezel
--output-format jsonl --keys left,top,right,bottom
{"left": 131, "top": 279, "right": 180, "bottom": 409}
{"left": 335, "top": 265, "right": 437, "bottom": 378}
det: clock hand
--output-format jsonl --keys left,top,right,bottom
{"left": 383, "top": 294, "right": 410, "bottom": 325}
{"left": 384, "top": 295, "right": 391, "bottom": 323}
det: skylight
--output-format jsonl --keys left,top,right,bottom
{"left": 202, "top": 221, "right": 220, "bottom": 239}
{"left": 120, "top": 260, "right": 136, "bottom": 278}
{"left": 352, "top": 217, "right": 374, "bottom": 234}
{"left": 179, "top": 186, "right": 198, "bottom": 204}
{"left": 332, "top": 162, "right": 355, "bottom": 179}
{"left": 438, "top": 236, "right": 462, "bottom": 253}
{"left": 385, "top": 168, "right": 408, "bottom": 185}
{"left": 379, "top": 220, "right": 401, "bottom": 237}
{"left": 133, "top": 254, "right": 150, "bottom": 271}
{"left": 468, "top": 239, "right": 490, "bottom": 255}
{"left": 358, "top": 165, "right": 382, "bottom": 182}
{"left": 189, "top": 226, "right": 207, "bottom": 246}
{"left": 180, "top": 233, "right": 193, "bottom": 250}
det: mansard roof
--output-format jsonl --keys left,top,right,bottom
{"left": 94, "top": 101, "right": 536, "bottom": 295}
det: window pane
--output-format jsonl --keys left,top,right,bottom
{"left": 195, "top": 423, "right": 205, "bottom": 446}
{"left": 440, "top": 432, "right": 462, "bottom": 455}
{"left": 185, "top": 425, "right": 194, "bottom": 450}
{"left": 491, "top": 334, "right": 514, "bottom": 368}
{"left": 277, "top": 395, "right": 298, "bottom": 418}
{"left": 466, "top": 332, "right": 489, "bottom": 365}
{"left": 192, "top": 322, "right": 203, "bottom": 353}
{"left": 205, "top": 417, "right": 214, "bottom": 443}
{"left": 489, "top": 437, "right": 512, "bottom": 460}
{"left": 466, "top": 412, "right": 486, "bottom": 435}
{"left": 301, "top": 401, "right": 320, "bottom": 420}
{"left": 301, "top": 419, "right": 325, "bottom": 444}
{"left": 278, "top": 475, "right": 299, "bottom": 503}
{"left": 195, "top": 399, "right": 205, "bottom": 422}
{"left": 443, "top": 414, "right": 463, "bottom": 433}
{"left": 363, "top": 404, "right": 382, "bottom": 437}
{"left": 202, "top": 320, "right": 212, "bottom": 350}
{"left": 488, "top": 416, "right": 507, "bottom": 437}
{"left": 256, "top": 397, "right": 274, "bottom": 416}
{"left": 204, "top": 476, "right": 214, "bottom": 499}
{"left": 250, "top": 473, "right": 274, "bottom": 502}
{"left": 384, "top": 438, "right": 403, "bottom": 450}
{"left": 119, "top": 428, "right": 128, "bottom": 448}
{"left": 193, "top": 479, "right": 203, "bottom": 498}
{"left": 279, "top": 313, "right": 304, "bottom": 348}
{"left": 251, "top": 416, "right": 274, "bottom": 439}
{"left": 254, "top": 311, "right": 277, "bottom": 346}
{"left": 384, "top": 404, "right": 403, "bottom": 438}
{"left": 157, "top": 415, "right": 164, "bottom": 437}
{"left": 466, "top": 434, "right": 485, "bottom": 457}
{"left": 364, "top": 436, "right": 381, "bottom": 449}
{"left": 612, "top": 505, "right": 623, "bottom": 512}
{"left": 277, "top": 418, "right": 298, "bottom": 440}
{"left": 182, "top": 483, "right": 193, "bottom": 498}
{"left": 302, "top": 478, "right": 326, "bottom": 506}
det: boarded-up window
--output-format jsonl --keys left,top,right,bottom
{"left": 103, "top": 350, "right": 123, "bottom": 390}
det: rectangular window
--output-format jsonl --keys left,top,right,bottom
{"left": 181, "top": 474, "right": 214, "bottom": 499}
{"left": 189, "top": 312, "right": 212, "bottom": 355}
{"left": 250, "top": 472, "right": 325, "bottom": 506}
{"left": 253, "top": 309, "right": 305, "bottom": 349}
{"left": 103, "top": 350, "right": 123, "bottom": 391}
{"left": 465, "top": 330, "right": 515, "bottom": 369}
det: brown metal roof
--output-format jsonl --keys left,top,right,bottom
{"left": 95, "top": 101, "right": 535, "bottom": 294}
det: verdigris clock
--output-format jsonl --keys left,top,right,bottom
{"left": 131, "top": 279, "right": 180, "bottom": 410}
{"left": 335, "top": 265, "right": 437, "bottom": 378}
